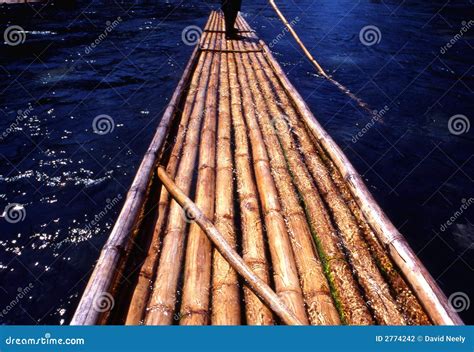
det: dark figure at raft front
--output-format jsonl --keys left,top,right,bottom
{"left": 222, "top": 0, "right": 242, "bottom": 39}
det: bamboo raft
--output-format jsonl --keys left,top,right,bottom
{"left": 71, "top": 11, "right": 462, "bottom": 326}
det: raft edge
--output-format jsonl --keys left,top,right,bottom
{"left": 70, "top": 45, "right": 201, "bottom": 325}
{"left": 257, "top": 39, "right": 463, "bottom": 326}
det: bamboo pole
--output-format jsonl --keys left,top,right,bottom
{"left": 124, "top": 13, "right": 219, "bottom": 324}
{"left": 157, "top": 167, "right": 305, "bottom": 326}
{"left": 227, "top": 41, "right": 274, "bottom": 325}
{"left": 179, "top": 26, "right": 222, "bottom": 326}
{"left": 251, "top": 51, "right": 406, "bottom": 325}
{"left": 216, "top": 10, "right": 225, "bottom": 32}
{"left": 235, "top": 40, "right": 340, "bottom": 325}
{"left": 124, "top": 31, "right": 209, "bottom": 325}
{"left": 248, "top": 36, "right": 366, "bottom": 325}
{"left": 267, "top": 0, "right": 373, "bottom": 115}
{"left": 260, "top": 60, "right": 418, "bottom": 324}
{"left": 124, "top": 169, "right": 177, "bottom": 324}
{"left": 231, "top": 40, "right": 309, "bottom": 324}
{"left": 71, "top": 44, "right": 201, "bottom": 325}
{"left": 267, "top": 2, "right": 328, "bottom": 77}
{"left": 310, "top": 138, "right": 431, "bottom": 325}
{"left": 211, "top": 30, "right": 241, "bottom": 325}
{"left": 258, "top": 39, "right": 463, "bottom": 325}
{"left": 203, "top": 11, "right": 215, "bottom": 32}
{"left": 127, "top": 12, "right": 221, "bottom": 324}
{"left": 236, "top": 34, "right": 372, "bottom": 325}
{"left": 145, "top": 39, "right": 216, "bottom": 325}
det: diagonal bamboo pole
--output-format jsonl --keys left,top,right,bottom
{"left": 267, "top": 0, "right": 373, "bottom": 115}
{"left": 157, "top": 167, "right": 305, "bottom": 326}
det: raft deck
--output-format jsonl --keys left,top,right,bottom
{"left": 71, "top": 11, "right": 462, "bottom": 325}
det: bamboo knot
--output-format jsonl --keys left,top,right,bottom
{"left": 103, "top": 244, "right": 126, "bottom": 256}
{"left": 180, "top": 308, "right": 209, "bottom": 319}
{"left": 198, "top": 164, "right": 215, "bottom": 172}
{"left": 242, "top": 199, "right": 259, "bottom": 212}
{"left": 147, "top": 303, "right": 174, "bottom": 315}
{"left": 244, "top": 258, "right": 270, "bottom": 270}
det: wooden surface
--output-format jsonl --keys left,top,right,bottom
{"left": 72, "top": 11, "right": 463, "bottom": 326}
{"left": 157, "top": 167, "right": 305, "bottom": 325}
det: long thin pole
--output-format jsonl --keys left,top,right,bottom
{"left": 237, "top": 17, "right": 372, "bottom": 324}
{"left": 235, "top": 40, "right": 341, "bottom": 325}
{"left": 227, "top": 27, "right": 274, "bottom": 325}
{"left": 178, "top": 17, "right": 221, "bottom": 325}
{"left": 268, "top": 0, "right": 373, "bottom": 114}
{"left": 211, "top": 21, "right": 241, "bottom": 324}
{"left": 144, "top": 27, "right": 216, "bottom": 325}
{"left": 268, "top": 1, "right": 327, "bottom": 77}
{"left": 156, "top": 167, "right": 305, "bottom": 326}
{"left": 124, "top": 14, "right": 213, "bottom": 324}
{"left": 232, "top": 38, "right": 309, "bottom": 325}
{"left": 259, "top": 35, "right": 463, "bottom": 325}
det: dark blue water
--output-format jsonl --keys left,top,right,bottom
{"left": 0, "top": 0, "right": 472, "bottom": 325}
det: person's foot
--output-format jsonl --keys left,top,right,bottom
{"left": 225, "top": 28, "right": 242, "bottom": 40}
{"left": 225, "top": 32, "right": 242, "bottom": 40}
{"left": 225, "top": 27, "right": 240, "bottom": 39}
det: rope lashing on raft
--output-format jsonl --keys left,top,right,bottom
{"left": 199, "top": 47, "right": 263, "bottom": 53}
{"left": 268, "top": 0, "right": 374, "bottom": 115}
{"left": 204, "top": 29, "right": 255, "bottom": 33}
